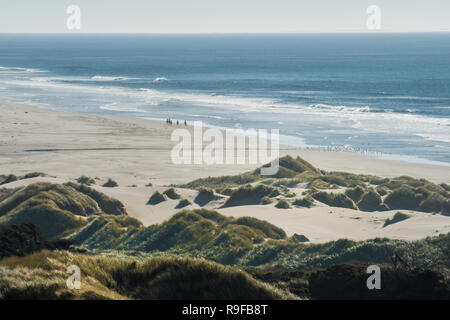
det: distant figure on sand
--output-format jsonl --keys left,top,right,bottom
{"left": 177, "top": 120, "right": 179, "bottom": 126}
{"left": 184, "top": 120, "right": 187, "bottom": 126}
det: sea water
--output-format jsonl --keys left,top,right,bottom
{"left": 0, "top": 33, "right": 449, "bottom": 165}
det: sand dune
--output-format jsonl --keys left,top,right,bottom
{"left": 3, "top": 176, "right": 450, "bottom": 243}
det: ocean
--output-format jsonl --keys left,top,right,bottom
{"left": 0, "top": 33, "right": 449, "bottom": 165}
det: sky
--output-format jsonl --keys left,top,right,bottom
{"left": 0, "top": 0, "right": 449, "bottom": 33}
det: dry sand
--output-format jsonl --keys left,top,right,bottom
{"left": 1, "top": 98, "right": 450, "bottom": 243}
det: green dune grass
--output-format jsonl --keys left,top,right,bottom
{"left": 179, "top": 155, "right": 450, "bottom": 214}
{"left": 222, "top": 184, "right": 279, "bottom": 207}
{"left": 0, "top": 250, "right": 296, "bottom": 300}
{"left": 0, "top": 182, "right": 127, "bottom": 238}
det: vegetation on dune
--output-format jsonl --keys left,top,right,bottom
{"left": 0, "top": 223, "right": 74, "bottom": 259}
{"left": 308, "top": 262, "right": 450, "bottom": 300}
{"left": 222, "top": 184, "right": 279, "bottom": 207}
{"left": 67, "top": 209, "right": 291, "bottom": 264}
{"left": 69, "top": 215, "right": 141, "bottom": 249}
{"left": 275, "top": 199, "right": 291, "bottom": 209}
{"left": 375, "top": 186, "right": 389, "bottom": 196}
{"left": 293, "top": 196, "right": 315, "bottom": 208}
{"left": 0, "top": 188, "right": 18, "bottom": 203}
{"left": 0, "top": 182, "right": 127, "bottom": 238}
{"left": 248, "top": 262, "right": 450, "bottom": 300}
{"left": 383, "top": 212, "right": 411, "bottom": 227}
{"left": 419, "top": 192, "right": 449, "bottom": 214}
{"left": 305, "top": 171, "right": 450, "bottom": 213}
{"left": 383, "top": 183, "right": 449, "bottom": 214}
{"left": 102, "top": 178, "right": 118, "bottom": 188}
{"left": 197, "top": 188, "right": 215, "bottom": 197}
{"left": 0, "top": 250, "right": 295, "bottom": 300}
{"left": 194, "top": 188, "right": 217, "bottom": 206}
{"left": 225, "top": 217, "right": 286, "bottom": 240}
{"left": 269, "top": 171, "right": 319, "bottom": 187}
{"left": 1, "top": 159, "right": 450, "bottom": 300}
{"left": 0, "top": 172, "right": 47, "bottom": 186}
{"left": 215, "top": 188, "right": 234, "bottom": 196}
{"left": 76, "top": 176, "right": 96, "bottom": 186}
{"left": 246, "top": 268, "right": 311, "bottom": 298}
{"left": 381, "top": 176, "right": 439, "bottom": 190}
{"left": 1, "top": 247, "right": 448, "bottom": 300}
{"left": 0, "top": 223, "right": 47, "bottom": 259}
{"left": 0, "top": 183, "right": 95, "bottom": 238}
{"left": 178, "top": 155, "right": 450, "bottom": 214}
{"left": 380, "top": 176, "right": 449, "bottom": 212}
{"left": 177, "top": 155, "right": 319, "bottom": 189}
{"left": 175, "top": 199, "right": 191, "bottom": 209}
{"left": 0, "top": 173, "right": 442, "bottom": 270}
{"left": 60, "top": 204, "right": 450, "bottom": 271}
{"left": 65, "top": 182, "right": 126, "bottom": 215}
{"left": 292, "top": 234, "right": 310, "bottom": 243}
{"left": 319, "top": 172, "right": 388, "bottom": 188}
{"left": 357, "top": 190, "right": 385, "bottom": 211}
{"left": 384, "top": 185, "right": 422, "bottom": 210}
{"left": 269, "top": 234, "right": 450, "bottom": 270}
{"left": 1, "top": 174, "right": 19, "bottom": 185}
{"left": 311, "top": 191, "right": 357, "bottom": 210}
{"left": 308, "top": 179, "right": 331, "bottom": 190}
{"left": 147, "top": 191, "right": 166, "bottom": 205}
{"left": 179, "top": 173, "right": 260, "bottom": 190}
{"left": 163, "top": 188, "right": 181, "bottom": 200}
{"left": 344, "top": 186, "right": 365, "bottom": 202}
{"left": 260, "top": 196, "right": 273, "bottom": 205}
{"left": 279, "top": 155, "right": 320, "bottom": 174}
{"left": 260, "top": 155, "right": 319, "bottom": 180}
{"left": 1, "top": 213, "right": 450, "bottom": 299}
{"left": 2, "top": 214, "right": 449, "bottom": 273}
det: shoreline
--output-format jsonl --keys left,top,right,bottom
{"left": 3, "top": 94, "right": 450, "bottom": 169}
{"left": 1, "top": 98, "right": 450, "bottom": 185}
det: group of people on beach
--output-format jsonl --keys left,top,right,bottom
{"left": 166, "top": 118, "right": 187, "bottom": 126}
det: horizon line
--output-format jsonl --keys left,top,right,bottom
{"left": 1, "top": 31, "right": 450, "bottom": 35}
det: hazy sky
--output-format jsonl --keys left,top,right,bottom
{"left": 0, "top": 0, "right": 449, "bottom": 33}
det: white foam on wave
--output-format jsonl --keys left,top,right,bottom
{"left": 91, "top": 75, "right": 139, "bottom": 81}
{"left": 0, "top": 66, "right": 47, "bottom": 73}
{"left": 367, "top": 95, "right": 445, "bottom": 102}
{"left": 2, "top": 74, "right": 449, "bottom": 144}
{"left": 99, "top": 102, "right": 148, "bottom": 113}
{"left": 305, "top": 103, "right": 371, "bottom": 113}
{"left": 153, "top": 77, "right": 168, "bottom": 83}
{"left": 190, "top": 114, "right": 225, "bottom": 120}
{"left": 416, "top": 134, "right": 450, "bottom": 144}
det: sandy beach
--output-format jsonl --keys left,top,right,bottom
{"left": 2, "top": 98, "right": 449, "bottom": 185}
{"left": 1, "top": 98, "right": 450, "bottom": 243}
